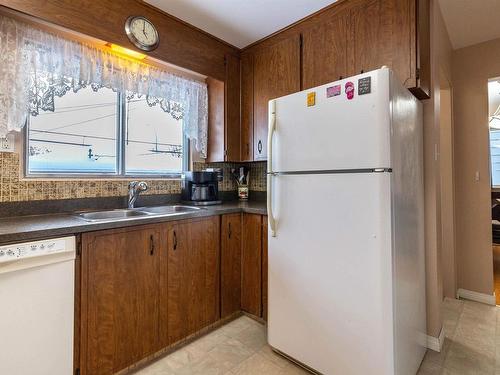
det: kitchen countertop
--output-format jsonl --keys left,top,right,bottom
{"left": 0, "top": 201, "right": 267, "bottom": 245}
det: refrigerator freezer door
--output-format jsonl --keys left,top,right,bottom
{"left": 267, "top": 172, "right": 394, "bottom": 375}
{"left": 270, "top": 69, "right": 391, "bottom": 173}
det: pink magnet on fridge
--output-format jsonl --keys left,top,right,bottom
{"left": 345, "top": 81, "right": 355, "bottom": 100}
{"left": 326, "top": 85, "right": 341, "bottom": 98}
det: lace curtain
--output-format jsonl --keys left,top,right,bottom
{"left": 0, "top": 15, "right": 208, "bottom": 157}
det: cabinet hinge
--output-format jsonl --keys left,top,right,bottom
{"left": 224, "top": 149, "right": 228, "bottom": 156}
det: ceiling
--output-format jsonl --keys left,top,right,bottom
{"left": 439, "top": 0, "right": 500, "bottom": 50}
{"left": 144, "top": 0, "right": 337, "bottom": 49}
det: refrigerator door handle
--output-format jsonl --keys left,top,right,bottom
{"left": 268, "top": 99, "right": 277, "bottom": 237}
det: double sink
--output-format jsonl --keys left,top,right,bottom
{"left": 76, "top": 205, "right": 202, "bottom": 222}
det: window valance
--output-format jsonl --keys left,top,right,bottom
{"left": 0, "top": 15, "right": 208, "bottom": 157}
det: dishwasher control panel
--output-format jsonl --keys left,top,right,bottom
{"left": 0, "top": 238, "right": 71, "bottom": 264}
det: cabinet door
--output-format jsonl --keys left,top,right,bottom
{"left": 253, "top": 35, "right": 301, "bottom": 160}
{"left": 221, "top": 213, "right": 242, "bottom": 318}
{"left": 349, "top": 0, "right": 412, "bottom": 86}
{"left": 207, "top": 77, "right": 225, "bottom": 162}
{"left": 413, "top": 0, "right": 431, "bottom": 99}
{"left": 262, "top": 216, "right": 268, "bottom": 321}
{"left": 163, "top": 217, "right": 220, "bottom": 345}
{"left": 302, "top": 9, "right": 350, "bottom": 89}
{"left": 81, "top": 226, "right": 160, "bottom": 375}
{"left": 241, "top": 213, "right": 263, "bottom": 316}
{"left": 241, "top": 52, "right": 254, "bottom": 162}
{"left": 225, "top": 54, "right": 241, "bottom": 161}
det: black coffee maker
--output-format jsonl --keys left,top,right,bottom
{"left": 181, "top": 171, "right": 221, "bottom": 205}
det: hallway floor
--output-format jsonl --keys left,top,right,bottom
{"left": 136, "top": 298, "right": 497, "bottom": 375}
{"left": 493, "top": 245, "right": 500, "bottom": 305}
{"left": 418, "top": 298, "right": 499, "bottom": 374}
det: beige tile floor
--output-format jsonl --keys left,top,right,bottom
{"left": 418, "top": 298, "right": 500, "bottom": 375}
{"left": 135, "top": 298, "right": 497, "bottom": 375}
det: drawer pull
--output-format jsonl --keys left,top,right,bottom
{"left": 150, "top": 235, "right": 155, "bottom": 255}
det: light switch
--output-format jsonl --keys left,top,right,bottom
{"left": 475, "top": 171, "right": 480, "bottom": 182}
{"left": 0, "top": 134, "right": 14, "bottom": 152}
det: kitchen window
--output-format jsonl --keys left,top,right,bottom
{"left": 25, "top": 86, "right": 188, "bottom": 178}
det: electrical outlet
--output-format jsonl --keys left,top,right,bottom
{"left": 0, "top": 134, "right": 15, "bottom": 152}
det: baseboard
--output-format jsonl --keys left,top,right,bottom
{"left": 426, "top": 327, "right": 445, "bottom": 352}
{"left": 456, "top": 288, "right": 496, "bottom": 306}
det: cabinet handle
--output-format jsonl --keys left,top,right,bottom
{"left": 173, "top": 230, "right": 177, "bottom": 250}
{"left": 228, "top": 222, "right": 232, "bottom": 239}
{"left": 246, "top": 143, "right": 250, "bottom": 157}
{"left": 258, "top": 140, "right": 263, "bottom": 154}
{"left": 150, "top": 235, "right": 155, "bottom": 256}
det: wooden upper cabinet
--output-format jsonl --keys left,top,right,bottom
{"left": 302, "top": 9, "right": 350, "bottom": 89}
{"left": 241, "top": 52, "right": 254, "bottom": 162}
{"left": 225, "top": 54, "right": 241, "bottom": 161}
{"left": 207, "top": 77, "right": 225, "bottom": 162}
{"left": 253, "top": 35, "right": 301, "bottom": 160}
{"left": 161, "top": 217, "right": 220, "bottom": 345}
{"left": 348, "top": 0, "right": 429, "bottom": 98}
{"left": 80, "top": 226, "right": 160, "bottom": 375}
{"left": 207, "top": 54, "right": 241, "bottom": 162}
{"left": 221, "top": 213, "right": 242, "bottom": 318}
{"left": 412, "top": 0, "right": 431, "bottom": 99}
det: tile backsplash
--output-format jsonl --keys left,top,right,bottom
{"left": 0, "top": 152, "right": 181, "bottom": 203}
{"left": 193, "top": 161, "right": 266, "bottom": 192}
{"left": 0, "top": 152, "right": 266, "bottom": 203}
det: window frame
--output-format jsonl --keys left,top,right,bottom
{"left": 24, "top": 91, "right": 189, "bottom": 179}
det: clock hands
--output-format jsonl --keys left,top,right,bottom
{"left": 142, "top": 20, "right": 148, "bottom": 39}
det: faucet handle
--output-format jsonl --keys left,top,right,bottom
{"left": 137, "top": 181, "right": 148, "bottom": 192}
{"left": 128, "top": 181, "right": 139, "bottom": 189}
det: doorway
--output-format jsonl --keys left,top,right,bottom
{"left": 440, "top": 70, "right": 456, "bottom": 300}
{"left": 489, "top": 79, "right": 500, "bottom": 304}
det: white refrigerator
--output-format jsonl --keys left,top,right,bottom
{"left": 267, "top": 68, "right": 426, "bottom": 375}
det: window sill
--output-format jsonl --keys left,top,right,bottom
{"left": 21, "top": 174, "right": 183, "bottom": 182}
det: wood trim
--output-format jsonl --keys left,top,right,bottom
{"left": 426, "top": 327, "right": 445, "bottom": 353}
{"left": 206, "top": 77, "right": 225, "bottom": 162}
{"left": 79, "top": 234, "right": 90, "bottom": 375}
{"left": 74, "top": 234, "right": 82, "bottom": 375}
{"left": 456, "top": 288, "right": 496, "bottom": 306}
{"left": 0, "top": 0, "right": 239, "bottom": 81}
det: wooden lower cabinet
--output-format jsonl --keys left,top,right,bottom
{"left": 221, "top": 213, "right": 242, "bottom": 318}
{"left": 241, "top": 213, "right": 267, "bottom": 318}
{"left": 78, "top": 213, "right": 267, "bottom": 374}
{"left": 80, "top": 225, "right": 161, "bottom": 375}
{"left": 240, "top": 214, "right": 269, "bottom": 320}
{"left": 161, "top": 216, "right": 220, "bottom": 346}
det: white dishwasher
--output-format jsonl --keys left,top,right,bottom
{"left": 0, "top": 236, "right": 75, "bottom": 375}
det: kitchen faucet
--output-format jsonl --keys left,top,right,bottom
{"left": 128, "top": 181, "right": 148, "bottom": 208}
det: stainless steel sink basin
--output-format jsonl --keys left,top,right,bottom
{"left": 76, "top": 205, "right": 201, "bottom": 222}
{"left": 77, "top": 209, "right": 150, "bottom": 222}
{"left": 138, "top": 205, "right": 201, "bottom": 215}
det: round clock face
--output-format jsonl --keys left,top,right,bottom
{"left": 125, "top": 16, "right": 159, "bottom": 51}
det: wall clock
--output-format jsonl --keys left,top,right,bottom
{"left": 125, "top": 16, "right": 160, "bottom": 52}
